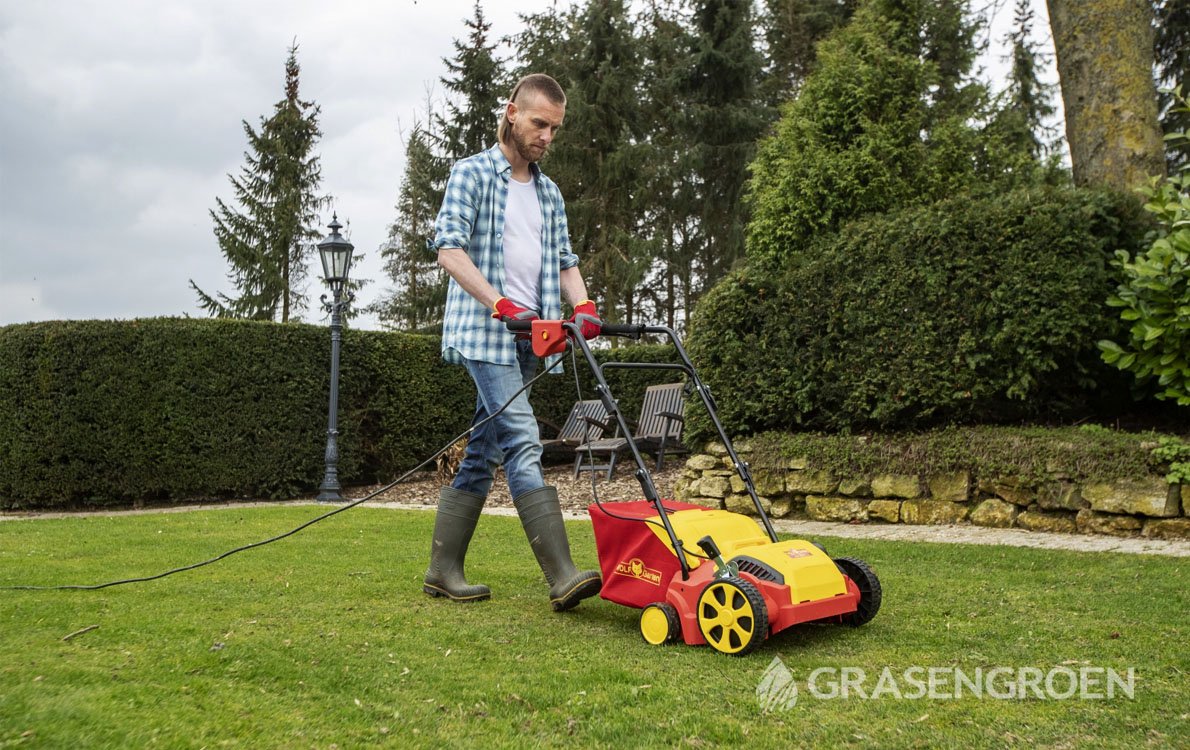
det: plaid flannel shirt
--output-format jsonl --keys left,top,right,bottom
{"left": 433, "top": 144, "right": 579, "bottom": 368}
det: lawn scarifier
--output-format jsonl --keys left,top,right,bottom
{"left": 511, "top": 318, "right": 882, "bottom": 656}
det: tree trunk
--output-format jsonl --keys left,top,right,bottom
{"left": 1046, "top": 0, "right": 1166, "bottom": 189}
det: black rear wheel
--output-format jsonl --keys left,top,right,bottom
{"left": 834, "top": 557, "right": 881, "bottom": 626}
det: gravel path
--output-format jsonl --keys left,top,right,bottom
{"left": 4, "top": 465, "right": 1188, "bottom": 558}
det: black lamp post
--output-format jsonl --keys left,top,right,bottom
{"left": 316, "top": 215, "right": 354, "bottom": 503}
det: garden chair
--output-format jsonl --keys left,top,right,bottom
{"left": 538, "top": 399, "right": 611, "bottom": 460}
{"left": 574, "top": 382, "right": 688, "bottom": 479}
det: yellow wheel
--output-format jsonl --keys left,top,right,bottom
{"left": 640, "top": 602, "right": 681, "bottom": 645}
{"left": 697, "top": 577, "right": 768, "bottom": 656}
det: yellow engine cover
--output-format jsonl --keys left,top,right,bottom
{"left": 736, "top": 540, "right": 848, "bottom": 603}
{"left": 647, "top": 510, "right": 847, "bottom": 603}
{"left": 648, "top": 509, "right": 770, "bottom": 566}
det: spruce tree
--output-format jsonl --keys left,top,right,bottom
{"left": 759, "top": 0, "right": 857, "bottom": 105}
{"left": 514, "top": 0, "right": 650, "bottom": 326}
{"left": 191, "top": 44, "right": 328, "bottom": 322}
{"left": 437, "top": 1, "right": 505, "bottom": 160}
{"left": 372, "top": 3, "right": 501, "bottom": 331}
{"left": 988, "top": 0, "right": 1060, "bottom": 166}
{"left": 369, "top": 121, "right": 448, "bottom": 332}
{"left": 638, "top": 0, "right": 696, "bottom": 330}
{"left": 682, "top": 0, "right": 771, "bottom": 297}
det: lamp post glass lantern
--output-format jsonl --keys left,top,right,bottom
{"left": 319, "top": 217, "right": 354, "bottom": 289}
{"left": 317, "top": 215, "right": 354, "bottom": 502}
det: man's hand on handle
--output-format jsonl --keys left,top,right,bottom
{"left": 569, "top": 300, "right": 602, "bottom": 340}
{"left": 492, "top": 297, "right": 538, "bottom": 339}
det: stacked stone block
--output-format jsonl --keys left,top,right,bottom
{"left": 674, "top": 443, "right": 1190, "bottom": 540}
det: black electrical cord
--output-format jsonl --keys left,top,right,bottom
{"left": 3, "top": 355, "right": 564, "bottom": 591}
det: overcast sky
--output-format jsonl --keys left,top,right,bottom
{"left": 0, "top": 0, "right": 1058, "bottom": 330}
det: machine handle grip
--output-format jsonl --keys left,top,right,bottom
{"left": 504, "top": 319, "right": 643, "bottom": 338}
{"left": 599, "top": 323, "right": 645, "bottom": 338}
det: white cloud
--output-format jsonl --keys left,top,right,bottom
{"left": 0, "top": 281, "right": 63, "bottom": 323}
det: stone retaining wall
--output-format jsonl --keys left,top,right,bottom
{"left": 674, "top": 442, "right": 1190, "bottom": 540}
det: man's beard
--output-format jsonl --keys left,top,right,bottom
{"left": 512, "top": 125, "right": 547, "bottom": 163}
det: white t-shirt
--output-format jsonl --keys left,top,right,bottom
{"left": 501, "top": 176, "right": 543, "bottom": 312}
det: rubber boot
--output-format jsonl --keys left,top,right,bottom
{"left": 423, "top": 487, "right": 491, "bottom": 602}
{"left": 513, "top": 486, "right": 602, "bottom": 611}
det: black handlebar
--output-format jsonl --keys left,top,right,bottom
{"left": 601, "top": 323, "right": 646, "bottom": 337}
{"left": 502, "top": 318, "right": 645, "bottom": 338}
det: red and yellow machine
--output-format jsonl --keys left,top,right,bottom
{"left": 519, "top": 319, "right": 882, "bottom": 656}
{"left": 590, "top": 500, "right": 879, "bottom": 655}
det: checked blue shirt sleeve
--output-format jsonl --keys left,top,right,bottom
{"left": 433, "top": 160, "right": 479, "bottom": 253}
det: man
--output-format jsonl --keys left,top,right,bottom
{"left": 423, "top": 73, "right": 603, "bottom": 612}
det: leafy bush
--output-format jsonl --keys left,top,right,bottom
{"left": 0, "top": 318, "right": 675, "bottom": 509}
{"left": 1151, "top": 436, "right": 1190, "bottom": 484}
{"left": 686, "top": 187, "right": 1151, "bottom": 440}
{"left": 1099, "top": 88, "right": 1190, "bottom": 406}
{"left": 0, "top": 319, "right": 471, "bottom": 508}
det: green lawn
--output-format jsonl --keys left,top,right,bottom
{"left": 1, "top": 506, "right": 1186, "bottom": 749}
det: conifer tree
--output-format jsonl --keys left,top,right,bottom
{"left": 745, "top": 0, "right": 1003, "bottom": 267}
{"left": 759, "top": 0, "right": 856, "bottom": 105}
{"left": 191, "top": 44, "right": 328, "bottom": 322}
{"left": 514, "top": 0, "right": 649, "bottom": 326}
{"left": 370, "top": 121, "right": 447, "bottom": 332}
{"left": 990, "top": 0, "right": 1059, "bottom": 163}
{"left": 682, "top": 0, "right": 770, "bottom": 296}
{"left": 374, "top": 2, "right": 501, "bottom": 331}
{"left": 638, "top": 0, "right": 696, "bottom": 330}
{"left": 437, "top": 1, "right": 505, "bottom": 160}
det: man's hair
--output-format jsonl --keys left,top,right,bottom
{"left": 498, "top": 73, "right": 566, "bottom": 145}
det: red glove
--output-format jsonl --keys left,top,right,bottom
{"left": 492, "top": 296, "right": 538, "bottom": 339}
{"left": 568, "top": 300, "right": 602, "bottom": 340}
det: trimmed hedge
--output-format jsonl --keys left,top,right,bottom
{"left": 0, "top": 319, "right": 675, "bottom": 509}
{"left": 687, "top": 187, "right": 1155, "bottom": 440}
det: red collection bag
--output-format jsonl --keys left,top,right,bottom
{"left": 588, "top": 500, "right": 710, "bottom": 609}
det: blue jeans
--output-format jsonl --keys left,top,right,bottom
{"left": 451, "top": 339, "right": 545, "bottom": 500}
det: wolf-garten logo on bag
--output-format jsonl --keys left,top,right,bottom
{"left": 614, "top": 557, "right": 662, "bottom": 585}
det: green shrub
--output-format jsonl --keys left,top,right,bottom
{"left": 1151, "top": 436, "right": 1190, "bottom": 484}
{"left": 686, "top": 187, "right": 1151, "bottom": 440}
{"left": 0, "top": 319, "right": 675, "bottom": 509}
{"left": 745, "top": 2, "right": 1033, "bottom": 269}
{"left": 1098, "top": 89, "right": 1190, "bottom": 406}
